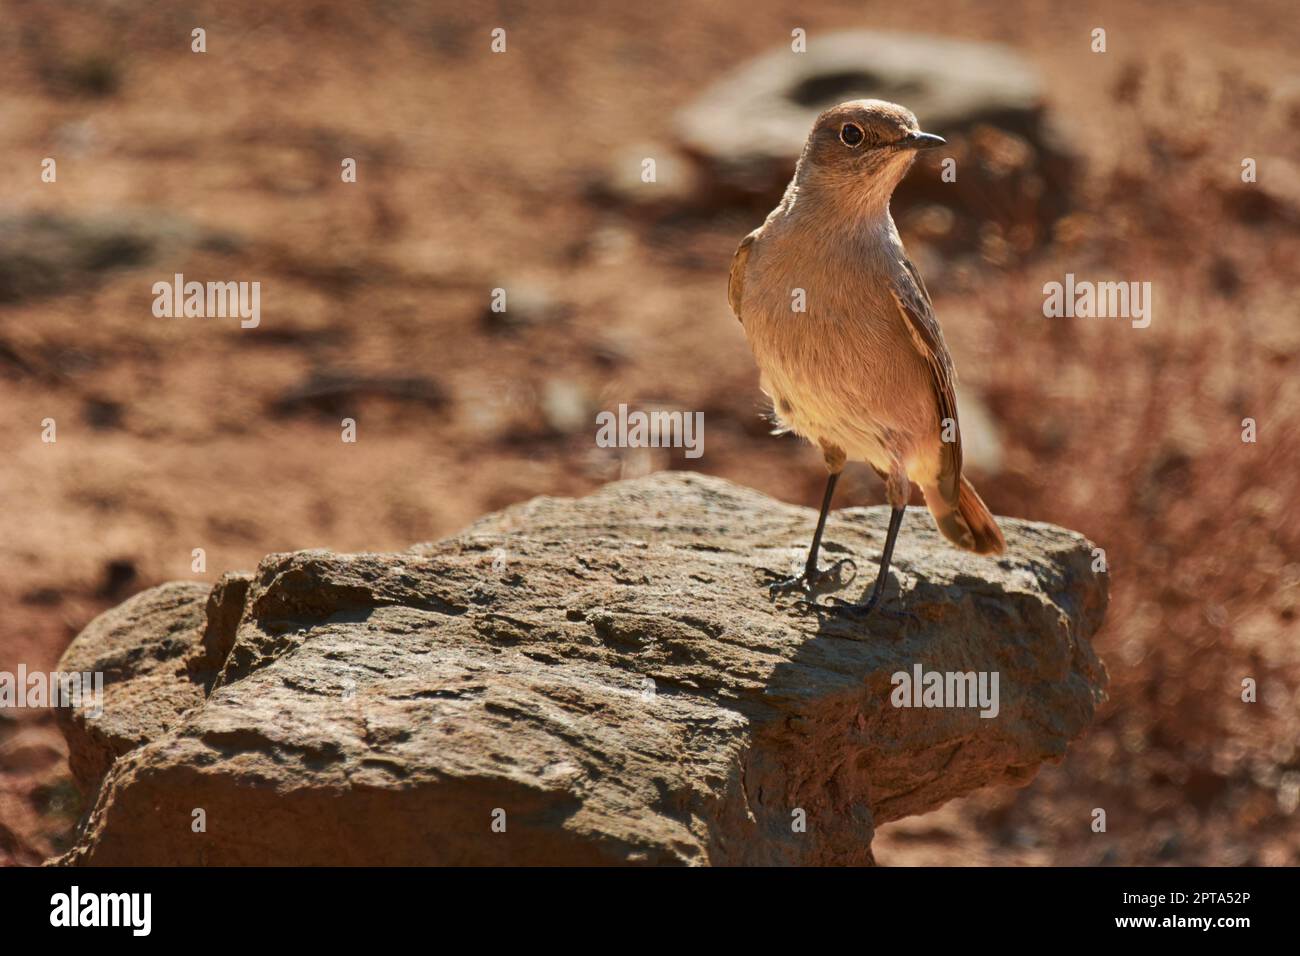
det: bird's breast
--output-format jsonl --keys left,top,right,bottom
{"left": 740, "top": 233, "right": 937, "bottom": 456}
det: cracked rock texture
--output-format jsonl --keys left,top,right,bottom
{"left": 53, "top": 472, "right": 1107, "bottom": 865}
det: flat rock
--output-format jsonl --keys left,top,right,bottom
{"left": 54, "top": 472, "right": 1107, "bottom": 865}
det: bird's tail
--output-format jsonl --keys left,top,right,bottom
{"left": 922, "top": 476, "right": 1005, "bottom": 555}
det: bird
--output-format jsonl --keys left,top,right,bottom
{"left": 727, "top": 99, "right": 1005, "bottom": 617}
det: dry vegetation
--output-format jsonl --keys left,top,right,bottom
{"left": 1, "top": 0, "right": 1297, "bottom": 864}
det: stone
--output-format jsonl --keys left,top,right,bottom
{"left": 677, "top": 31, "right": 1043, "bottom": 184}
{"left": 667, "top": 32, "right": 1080, "bottom": 254}
{"left": 589, "top": 143, "right": 703, "bottom": 215}
{"left": 539, "top": 378, "right": 593, "bottom": 435}
{"left": 53, "top": 472, "right": 1107, "bottom": 865}
{"left": 0, "top": 212, "right": 238, "bottom": 304}
{"left": 53, "top": 571, "right": 253, "bottom": 797}
{"left": 480, "top": 281, "right": 570, "bottom": 333}
{"left": 1220, "top": 154, "right": 1300, "bottom": 225}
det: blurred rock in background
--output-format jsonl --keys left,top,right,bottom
{"left": 602, "top": 31, "right": 1079, "bottom": 265}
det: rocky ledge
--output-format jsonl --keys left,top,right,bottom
{"left": 53, "top": 472, "right": 1107, "bottom": 865}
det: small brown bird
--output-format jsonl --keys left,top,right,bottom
{"left": 728, "top": 99, "right": 1005, "bottom": 616}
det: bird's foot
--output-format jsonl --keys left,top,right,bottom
{"left": 796, "top": 592, "right": 918, "bottom": 627}
{"left": 763, "top": 558, "right": 855, "bottom": 599}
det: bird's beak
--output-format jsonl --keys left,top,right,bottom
{"left": 899, "top": 131, "right": 946, "bottom": 150}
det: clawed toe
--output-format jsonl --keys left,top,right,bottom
{"left": 823, "top": 595, "right": 875, "bottom": 614}
{"left": 764, "top": 557, "right": 855, "bottom": 598}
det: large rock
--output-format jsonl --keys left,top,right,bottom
{"left": 677, "top": 31, "right": 1046, "bottom": 185}
{"left": 606, "top": 32, "right": 1079, "bottom": 258}
{"left": 53, "top": 472, "right": 1107, "bottom": 865}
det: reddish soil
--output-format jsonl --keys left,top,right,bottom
{"left": 1, "top": 0, "right": 1297, "bottom": 864}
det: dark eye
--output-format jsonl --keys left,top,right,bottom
{"left": 839, "top": 123, "right": 865, "bottom": 147}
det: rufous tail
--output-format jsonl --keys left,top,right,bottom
{"left": 923, "top": 476, "right": 1005, "bottom": 555}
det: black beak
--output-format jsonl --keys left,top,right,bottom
{"left": 900, "top": 131, "right": 946, "bottom": 150}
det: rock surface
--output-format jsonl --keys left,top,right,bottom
{"left": 54, "top": 472, "right": 1107, "bottom": 865}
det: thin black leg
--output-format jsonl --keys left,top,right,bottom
{"left": 766, "top": 472, "right": 854, "bottom": 597}
{"left": 854, "top": 506, "right": 905, "bottom": 614}
{"left": 814, "top": 506, "right": 909, "bottom": 619}
{"left": 802, "top": 472, "right": 839, "bottom": 576}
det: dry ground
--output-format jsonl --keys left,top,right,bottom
{"left": 1, "top": 0, "right": 1297, "bottom": 864}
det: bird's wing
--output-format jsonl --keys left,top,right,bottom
{"left": 891, "top": 256, "right": 963, "bottom": 492}
{"left": 728, "top": 229, "right": 758, "bottom": 324}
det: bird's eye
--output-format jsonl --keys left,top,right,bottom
{"left": 839, "top": 123, "right": 865, "bottom": 147}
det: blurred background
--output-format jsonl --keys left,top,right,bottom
{"left": 1, "top": 0, "right": 1297, "bottom": 865}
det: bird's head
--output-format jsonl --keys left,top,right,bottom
{"left": 794, "top": 99, "right": 945, "bottom": 210}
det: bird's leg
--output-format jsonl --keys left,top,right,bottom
{"left": 766, "top": 447, "right": 855, "bottom": 597}
{"left": 808, "top": 463, "right": 913, "bottom": 620}
{"left": 815, "top": 505, "right": 906, "bottom": 617}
